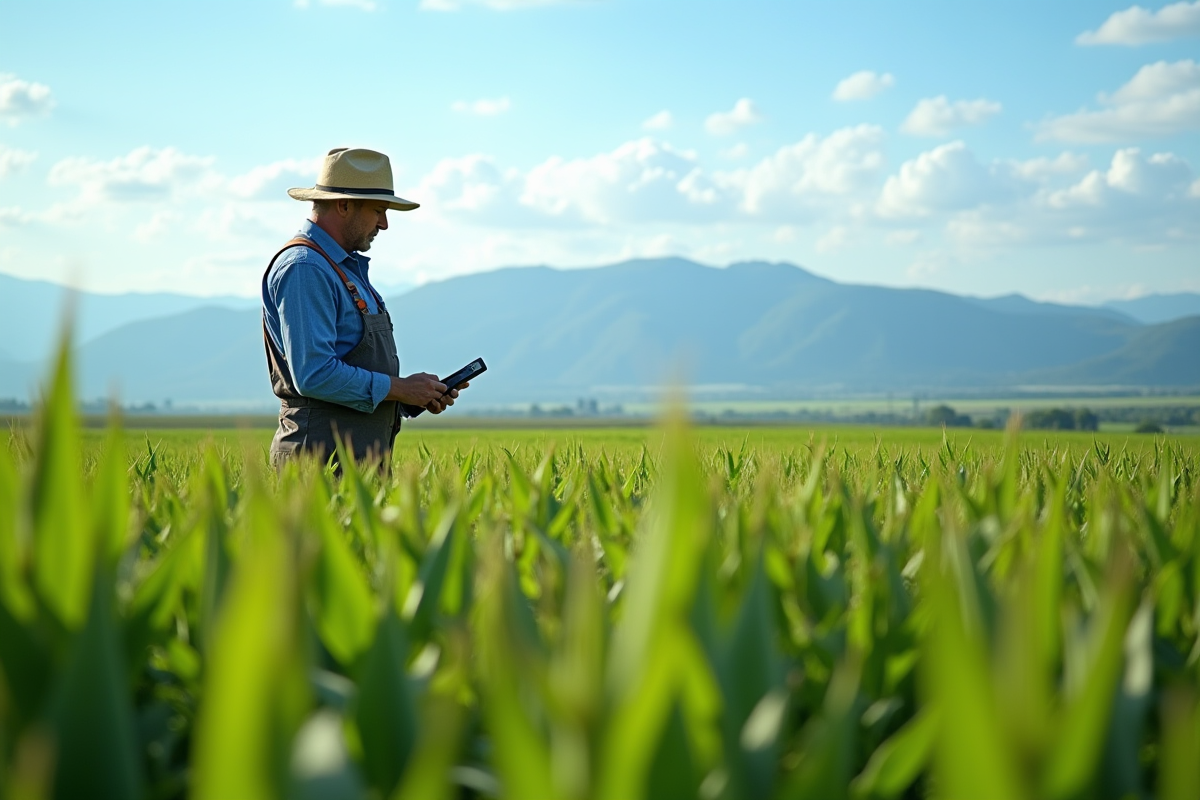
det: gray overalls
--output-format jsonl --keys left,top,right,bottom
{"left": 263, "top": 236, "right": 402, "bottom": 468}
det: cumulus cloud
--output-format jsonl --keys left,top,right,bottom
{"left": 452, "top": 96, "right": 512, "bottom": 116}
{"left": 641, "top": 110, "right": 672, "bottom": 131}
{"left": 832, "top": 70, "right": 895, "bottom": 101}
{"left": 0, "top": 74, "right": 54, "bottom": 125}
{"left": 1037, "top": 59, "right": 1200, "bottom": 142}
{"left": 1077, "top": 1, "right": 1200, "bottom": 45}
{"left": 728, "top": 125, "right": 887, "bottom": 217}
{"left": 416, "top": 127, "right": 889, "bottom": 228}
{"left": 877, "top": 141, "right": 1011, "bottom": 218}
{"left": 415, "top": 153, "right": 527, "bottom": 222}
{"left": 900, "top": 96, "right": 1002, "bottom": 136}
{"left": 705, "top": 98, "right": 763, "bottom": 136}
{"left": 227, "top": 158, "right": 321, "bottom": 200}
{"left": 521, "top": 138, "right": 728, "bottom": 224}
{"left": 0, "top": 144, "right": 37, "bottom": 177}
{"left": 947, "top": 147, "right": 1198, "bottom": 247}
{"left": 48, "top": 146, "right": 219, "bottom": 203}
{"left": 1007, "top": 152, "right": 1090, "bottom": 182}
{"left": 42, "top": 146, "right": 324, "bottom": 211}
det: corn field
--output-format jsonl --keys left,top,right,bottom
{"left": 2, "top": 352, "right": 1199, "bottom": 800}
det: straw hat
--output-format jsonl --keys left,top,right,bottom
{"left": 288, "top": 147, "right": 419, "bottom": 211}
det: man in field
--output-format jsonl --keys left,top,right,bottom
{"left": 262, "top": 147, "right": 463, "bottom": 467}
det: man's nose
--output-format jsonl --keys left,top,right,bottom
{"left": 378, "top": 212, "right": 389, "bottom": 230}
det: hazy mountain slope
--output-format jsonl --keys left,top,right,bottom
{"left": 1103, "top": 293, "right": 1200, "bottom": 325}
{"left": 392, "top": 259, "right": 1141, "bottom": 395}
{"left": 1028, "top": 316, "right": 1200, "bottom": 387}
{"left": 71, "top": 307, "right": 270, "bottom": 404}
{"left": 0, "top": 273, "right": 259, "bottom": 363}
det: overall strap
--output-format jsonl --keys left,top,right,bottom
{"left": 268, "top": 236, "right": 384, "bottom": 315}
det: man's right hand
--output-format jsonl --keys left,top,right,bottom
{"left": 387, "top": 373, "right": 448, "bottom": 406}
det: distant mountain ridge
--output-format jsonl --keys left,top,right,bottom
{"left": 0, "top": 259, "right": 1197, "bottom": 406}
{"left": 1103, "top": 292, "right": 1200, "bottom": 325}
{"left": 0, "top": 273, "right": 259, "bottom": 363}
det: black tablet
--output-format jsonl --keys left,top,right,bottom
{"left": 400, "top": 357, "right": 486, "bottom": 418}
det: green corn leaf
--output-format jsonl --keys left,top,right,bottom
{"left": 390, "top": 696, "right": 464, "bottom": 800}
{"left": 1158, "top": 685, "right": 1200, "bottom": 800}
{"left": 30, "top": 341, "right": 91, "bottom": 629}
{"left": 0, "top": 598, "right": 52, "bottom": 731}
{"left": 91, "top": 420, "right": 129, "bottom": 567}
{"left": 922, "top": 530, "right": 1025, "bottom": 800}
{"left": 1040, "top": 559, "right": 1135, "bottom": 800}
{"left": 777, "top": 661, "right": 858, "bottom": 800}
{"left": 192, "top": 490, "right": 307, "bottom": 800}
{"left": 850, "top": 706, "right": 938, "bottom": 800}
{"left": 49, "top": 571, "right": 144, "bottom": 800}
{"left": 477, "top": 555, "right": 555, "bottom": 800}
{"left": 401, "top": 502, "right": 459, "bottom": 644}
{"left": 311, "top": 481, "right": 376, "bottom": 666}
{"left": 0, "top": 441, "right": 34, "bottom": 622}
{"left": 354, "top": 611, "right": 418, "bottom": 799}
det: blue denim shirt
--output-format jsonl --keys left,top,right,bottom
{"left": 262, "top": 220, "right": 393, "bottom": 413}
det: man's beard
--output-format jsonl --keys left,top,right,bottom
{"left": 349, "top": 224, "right": 377, "bottom": 252}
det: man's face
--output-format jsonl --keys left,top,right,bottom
{"left": 344, "top": 201, "right": 390, "bottom": 252}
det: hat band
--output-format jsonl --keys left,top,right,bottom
{"left": 314, "top": 184, "right": 395, "bottom": 196}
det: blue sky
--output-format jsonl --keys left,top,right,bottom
{"left": 1, "top": 0, "right": 1198, "bottom": 303}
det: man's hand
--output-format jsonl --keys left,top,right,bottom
{"left": 424, "top": 381, "right": 469, "bottom": 414}
{"left": 387, "top": 373, "right": 447, "bottom": 407}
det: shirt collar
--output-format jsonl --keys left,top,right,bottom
{"left": 299, "top": 219, "right": 356, "bottom": 265}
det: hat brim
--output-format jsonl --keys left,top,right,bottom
{"left": 288, "top": 187, "right": 419, "bottom": 211}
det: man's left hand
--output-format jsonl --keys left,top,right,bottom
{"left": 425, "top": 382, "right": 468, "bottom": 414}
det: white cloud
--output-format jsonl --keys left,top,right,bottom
{"left": 1007, "top": 152, "right": 1090, "bottom": 182}
{"left": 41, "top": 147, "right": 326, "bottom": 209}
{"left": 832, "top": 70, "right": 895, "bottom": 101}
{"left": 521, "top": 138, "right": 727, "bottom": 224}
{"left": 900, "top": 96, "right": 1001, "bottom": 136}
{"left": 1077, "top": 1, "right": 1200, "bottom": 45}
{"left": 705, "top": 98, "right": 763, "bottom": 136}
{"left": 416, "top": 153, "right": 527, "bottom": 222}
{"left": 421, "top": 0, "right": 586, "bottom": 9}
{"left": 1047, "top": 148, "right": 1194, "bottom": 207}
{"left": 0, "top": 74, "right": 54, "bottom": 125}
{"left": 48, "top": 147, "right": 219, "bottom": 203}
{"left": 947, "top": 148, "right": 1198, "bottom": 248}
{"left": 1037, "top": 60, "right": 1200, "bottom": 142}
{"left": 417, "top": 127, "right": 888, "bottom": 228}
{"left": 729, "top": 125, "right": 886, "bottom": 217}
{"left": 295, "top": 0, "right": 379, "bottom": 10}
{"left": 228, "top": 157, "right": 321, "bottom": 200}
{"left": 642, "top": 110, "right": 672, "bottom": 131}
{"left": 452, "top": 96, "right": 512, "bottom": 116}
{"left": 0, "top": 144, "right": 37, "bottom": 177}
{"left": 877, "top": 141, "right": 1010, "bottom": 218}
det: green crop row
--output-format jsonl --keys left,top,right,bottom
{"left": 1, "top": 351, "right": 1199, "bottom": 800}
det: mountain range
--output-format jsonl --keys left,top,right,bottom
{"left": 0, "top": 261, "right": 1196, "bottom": 408}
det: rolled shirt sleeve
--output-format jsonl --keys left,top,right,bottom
{"left": 267, "top": 249, "right": 392, "bottom": 413}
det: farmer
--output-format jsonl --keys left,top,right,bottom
{"left": 262, "top": 147, "right": 462, "bottom": 468}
